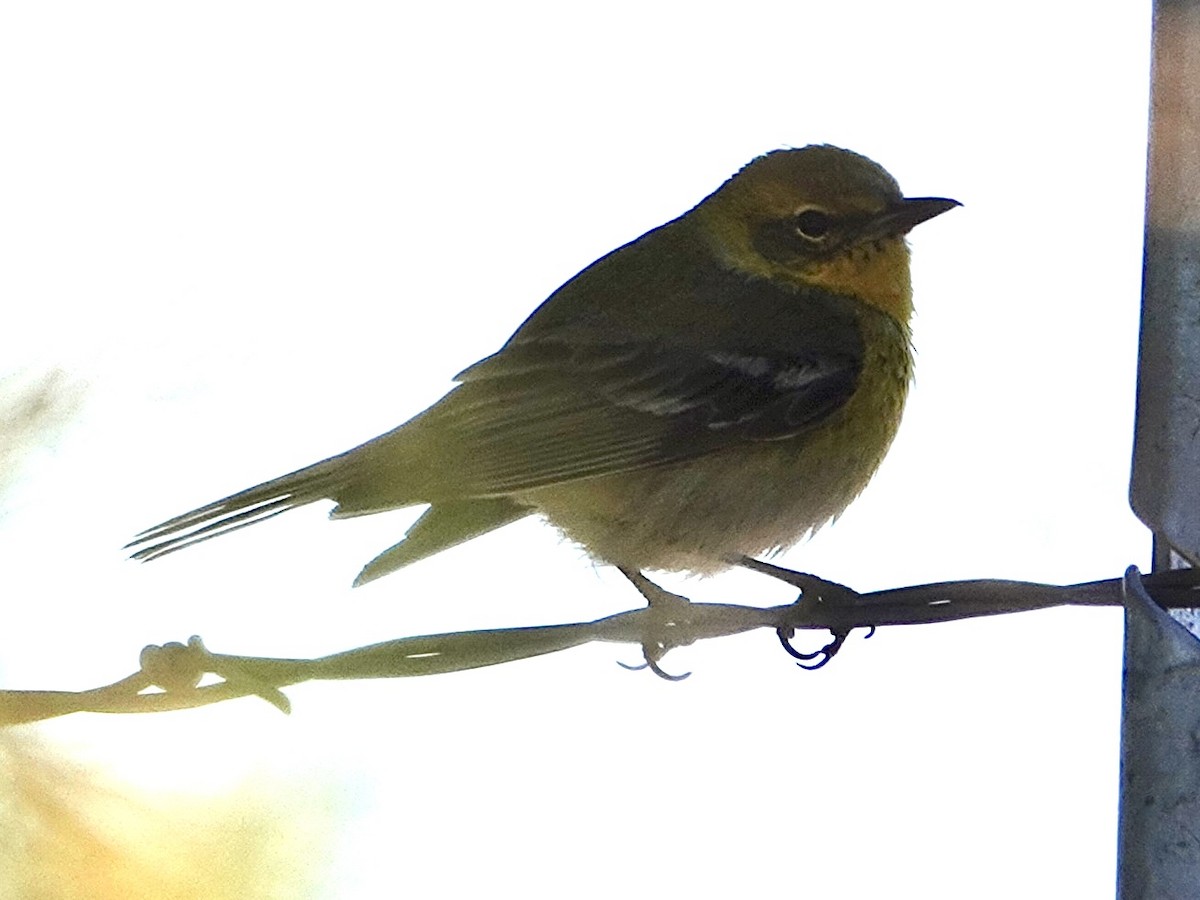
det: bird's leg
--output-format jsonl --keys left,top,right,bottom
{"left": 615, "top": 568, "right": 694, "bottom": 681}
{"left": 735, "top": 555, "right": 872, "bottom": 669}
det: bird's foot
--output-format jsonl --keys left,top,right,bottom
{"left": 616, "top": 568, "right": 696, "bottom": 680}
{"left": 736, "top": 556, "right": 871, "bottom": 670}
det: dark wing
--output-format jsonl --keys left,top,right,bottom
{"left": 323, "top": 267, "right": 867, "bottom": 515}
{"left": 399, "top": 330, "right": 862, "bottom": 498}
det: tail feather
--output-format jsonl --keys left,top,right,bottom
{"left": 353, "top": 498, "right": 530, "bottom": 586}
{"left": 126, "top": 456, "right": 350, "bottom": 562}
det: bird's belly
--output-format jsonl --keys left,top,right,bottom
{"left": 521, "top": 371, "right": 906, "bottom": 574}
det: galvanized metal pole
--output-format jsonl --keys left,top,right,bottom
{"left": 1117, "top": 570, "right": 1200, "bottom": 898}
{"left": 1123, "top": 0, "right": 1200, "bottom": 895}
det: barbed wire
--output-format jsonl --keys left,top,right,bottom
{"left": 2, "top": 565, "right": 1196, "bottom": 725}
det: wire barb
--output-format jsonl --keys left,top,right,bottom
{"left": 139, "top": 635, "right": 292, "bottom": 714}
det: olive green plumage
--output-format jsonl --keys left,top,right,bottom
{"left": 128, "top": 146, "right": 957, "bottom": 587}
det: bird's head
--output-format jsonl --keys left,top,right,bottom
{"left": 694, "top": 145, "right": 959, "bottom": 324}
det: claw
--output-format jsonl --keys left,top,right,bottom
{"left": 776, "top": 627, "right": 850, "bottom": 671}
{"left": 616, "top": 647, "right": 691, "bottom": 681}
{"left": 645, "top": 655, "right": 691, "bottom": 682}
{"left": 776, "top": 628, "right": 827, "bottom": 662}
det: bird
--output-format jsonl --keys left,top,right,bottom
{"left": 128, "top": 145, "right": 957, "bottom": 612}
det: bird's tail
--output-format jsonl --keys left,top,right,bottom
{"left": 126, "top": 454, "right": 351, "bottom": 562}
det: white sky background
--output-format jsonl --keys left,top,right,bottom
{"left": 0, "top": 2, "right": 1153, "bottom": 897}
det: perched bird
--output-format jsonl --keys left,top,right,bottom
{"left": 129, "top": 146, "right": 957, "bottom": 604}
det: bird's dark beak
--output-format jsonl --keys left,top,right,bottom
{"left": 862, "top": 197, "right": 961, "bottom": 241}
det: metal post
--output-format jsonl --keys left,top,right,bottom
{"left": 1117, "top": 570, "right": 1200, "bottom": 898}
{"left": 1123, "top": 0, "right": 1200, "bottom": 895}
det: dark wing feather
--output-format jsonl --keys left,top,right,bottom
{"left": 333, "top": 320, "right": 863, "bottom": 505}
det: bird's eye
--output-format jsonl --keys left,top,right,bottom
{"left": 794, "top": 209, "right": 832, "bottom": 241}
